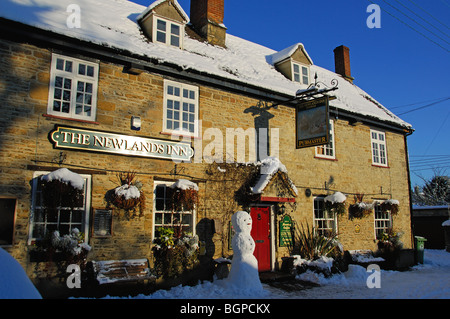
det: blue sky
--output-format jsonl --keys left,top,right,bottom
{"left": 132, "top": 0, "right": 449, "bottom": 187}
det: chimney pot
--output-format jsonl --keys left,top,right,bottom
{"left": 334, "top": 45, "right": 354, "bottom": 83}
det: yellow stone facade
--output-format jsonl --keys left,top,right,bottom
{"left": 0, "top": 38, "right": 413, "bottom": 280}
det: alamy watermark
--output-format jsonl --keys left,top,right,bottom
{"left": 66, "top": 4, "right": 81, "bottom": 29}
{"left": 367, "top": 4, "right": 381, "bottom": 29}
{"left": 66, "top": 264, "right": 81, "bottom": 289}
{"left": 366, "top": 264, "right": 381, "bottom": 288}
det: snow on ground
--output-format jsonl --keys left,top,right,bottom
{"left": 103, "top": 249, "right": 450, "bottom": 299}
{"left": 0, "top": 248, "right": 42, "bottom": 299}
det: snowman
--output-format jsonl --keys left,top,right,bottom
{"left": 225, "top": 211, "right": 263, "bottom": 292}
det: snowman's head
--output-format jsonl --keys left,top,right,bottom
{"left": 232, "top": 211, "right": 252, "bottom": 234}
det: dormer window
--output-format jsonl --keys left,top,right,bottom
{"left": 155, "top": 17, "right": 183, "bottom": 48}
{"left": 293, "top": 63, "right": 309, "bottom": 85}
{"left": 137, "top": 0, "right": 189, "bottom": 50}
{"left": 268, "top": 43, "right": 313, "bottom": 86}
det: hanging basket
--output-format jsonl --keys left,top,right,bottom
{"left": 380, "top": 199, "right": 400, "bottom": 215}
{"left": 39, "top": 168, "right": 84, "bottom": 215}
{"left": 106, "top": 172, "right": 146, "bottom": 217}
{"left": 169, "top": 179, "right": 199, "bottom": 212}
{"left": 324, "top": 192, "right": 347, "bottom": 216}
{"left": 348, "top": 193, "right": 373, "bottom": 220}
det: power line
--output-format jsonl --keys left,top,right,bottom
{"left": 394, "top": 0, "right": 450, "bottom": 39}
{"left": 385, "top": 0, "right": 450, "bottom": 45}
{"left": 390, "top": 96, "right": 450, "bottom": 109}
{"left": 411, "top": 165, "right": 450, "bottom": 172}
{"left": 406, "top": 0, "right": 450, "bottom": 30}
{"left": 397, "top": 97, "right": 450, "bottom": 115}
{"left": 367, "top": 0, "right": 450, "bottom": 52}
{"left": 423, "top": 109, "right": 450, "bottom": 155}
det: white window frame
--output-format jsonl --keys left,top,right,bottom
{"left": 370, "top": 129, "right": 388, "bottom": 167}
{"left": 28, "top": 171, "right": 91, "bottom": 245}
{"left": 163, "top": 80, "right": 199, "bottom": 137}
{"left": 315, "top": 120, "right": 335, "bottom": 159}
{"left": 153, "top": 15, "right": 184, "bottom": 49}
{"left": 292, "top": 62, "right": 310, "bottom": 85}
{"left": 313, "top": 196, "right": 337, "bottom": 236}
{"left": 374, "top": 201, "right": 392, "bottom": 239}
{"left": 47, "top": 53, "right": 99, "bottom": 121}
{"left": 152, "top": 181, "right": 196, "bottom": 239}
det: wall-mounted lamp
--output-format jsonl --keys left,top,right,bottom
{"left": 277, "top": 203, "right": 286, "bottom": 215}
{"left": 131, "top": 116, "right": 141, "bottom": 131}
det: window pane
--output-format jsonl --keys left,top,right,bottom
{"left": 171, "top": 24, "right": 180, "bottom": 35}
{"left": 78, "top": 64, "right": 86, "bottom": 75}
{"left": 63, "top": 90, "right": 71, "bottom": 101}
{"left": 302, "top": 66, "right": 308, "bottom": 76}
{"left": 63, "top": 78, "right": 72, "bottom": 89}
{"left": 157, "top": 31, "right": 166, "bottom": 43}
{"left": 56, "top": 58, "right": 64, "bottom": 70}
{"left": 87, "top": 66, "right": 94, "bottom": 77}
{"left": 54, "top": 88, "right": 62, "bottom": 100}
{"left": 53, "top": 101, "right": 61, "bottom": 112}
{"left": 62, "top": 102, "right": 70, "bottom": 113}
{"left": 303, "top": 76, "right": 309, "bottom": 84}
{"left": 157, "top": 19, "right": 166, "bottom": 31}
{"left": 155, "top": 213, "right": 163, "bottom": 225}
{"left": 171, "top": 35, "right": 180, "bottom": 47}
{"left": 65, "top": 61, "right": 73, "bottom": 72}
{"left": 55, "top": 76, "right": 63, "bottom": 88}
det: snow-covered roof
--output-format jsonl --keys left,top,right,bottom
{"left": 136, "top": 0, "right": 190, "bottom": 23}
{"left": 267, "top": 43, "right": 313, "bottom": 65}
{"left": 0, "top": 0, "right": 412, "bottom": 129}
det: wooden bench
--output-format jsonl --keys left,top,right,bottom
{"left": 92, "top": 259, "right": 155, "bottom": 285}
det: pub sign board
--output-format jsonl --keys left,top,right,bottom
{"left": 49, "top": 125, "right": 194, "bottom": 161}
{"left": 279, "top": 215, "right": 293, "bottom": 247}
{"left": 296, "top": 96, "right": 330, "bottom": 149}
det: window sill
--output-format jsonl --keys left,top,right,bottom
{"left": 43, "top": 114, "right": 100, "bottom": 125}
{"left": 160, "top": 131, "right": 201, "bottom": 140}
{"left": 314, "top": 155, "right": 338, "bottom": 161}
{"left": 372, "top": 164, "right": 390, "bottom": 169}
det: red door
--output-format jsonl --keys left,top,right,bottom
{"left": 250, "top": 206, "right": 271, "bottom": 272}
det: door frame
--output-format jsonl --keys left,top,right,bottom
{"left": 250, "top": 204, "right": 275, "bottom": 271}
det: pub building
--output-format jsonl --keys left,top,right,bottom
{"left": 0, "top": 0, "right": 414, "bottom": 294}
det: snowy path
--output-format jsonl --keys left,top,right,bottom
{"left": 108, "top": 250, "right": 450, "bottom": 300}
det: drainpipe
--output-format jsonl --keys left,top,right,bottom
{"left": 404, "top": 129, "right": 415, "bottom": 249}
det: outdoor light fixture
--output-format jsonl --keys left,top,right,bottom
{"left": 131, "top": 116, "right": 141, "bottom": 131}
{"left": 278, "top": 203, "right": 286, "bottom": 215}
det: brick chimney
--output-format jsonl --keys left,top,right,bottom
{"left": 190, "top": 0, "right": 227, "bottom": 47}
{"left": 333, "top": 45, "right": 354, "bottom": 83}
